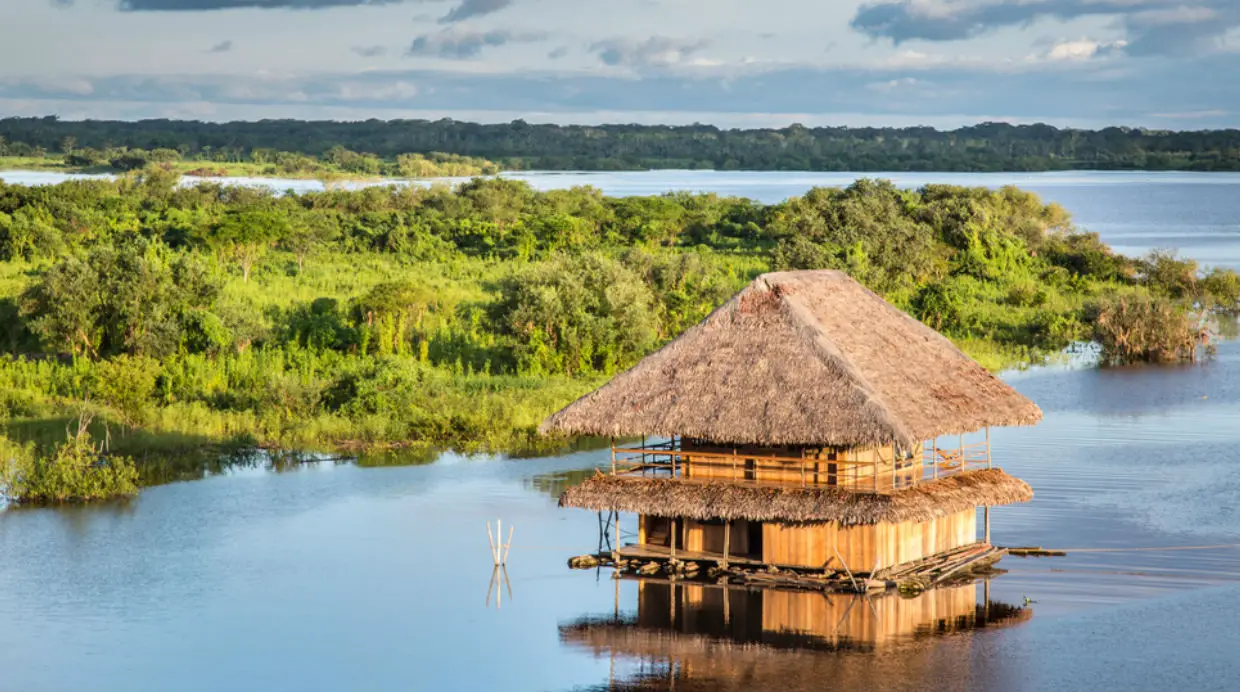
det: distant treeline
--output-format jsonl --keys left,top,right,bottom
{"left": 3, "top": 116, "right": 1240, "bottom": 172}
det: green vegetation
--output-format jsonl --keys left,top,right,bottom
{"left": 0, "top": 138, "right": 501, "bottom": 180}
{"left": 0, "top": 416, "right": 139, "bottom": 504}
{"left": 5, "top": 117, "right": 1240, "bottom": 171}
{"left": 0, "top": 173, "right": 1233, "bottom": 494}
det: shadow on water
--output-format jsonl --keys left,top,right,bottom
{"left": 563, "top": 579, "right": 1031, "bottom": 692}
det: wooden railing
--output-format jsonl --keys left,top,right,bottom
{"left": 608, "top": 434, "right": 992, "bottom": 495}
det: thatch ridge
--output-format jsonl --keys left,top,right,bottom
{"left": 540, "top": 270, "right": 1042, "bottom": 447}
{"left": 558, "top": 468, "right": 1032, "bottom": 525}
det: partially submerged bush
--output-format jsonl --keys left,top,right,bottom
{"left": 0, "top": 424, "right": 139, "bottom": 504}
{"left": 1091, "top": 295, "right": 1207, "bottom": 365}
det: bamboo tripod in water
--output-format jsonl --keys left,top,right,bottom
{"left": 485, "top": 520, "right": 515, "bottom": 609}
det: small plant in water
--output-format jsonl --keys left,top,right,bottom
{"left": 0, "top": 414, "right": 139, "bottom": 504}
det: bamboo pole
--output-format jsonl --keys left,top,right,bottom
{"left": 503, "top": 525, "right": 514, "bottom": 565}
{"left": 487, "top": 521, "right": 497, "bottom": 565}
{"left": 722, "top": 520, "right": 731, "bottom": 570}
{"left": 610, "top": 437, "right": 616, "bottom": 475}
{"left": 612, "top": 511, "right": 620, "bottom": 562}
{"left": 984, "top": 506, "right": 991, "bottom": 546}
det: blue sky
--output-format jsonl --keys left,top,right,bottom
{"left": 1, "top": 0, "right": 1237, "bottom": 127}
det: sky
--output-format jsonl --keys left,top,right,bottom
{"left": 0, "top": 0, "right": 1238, "bottom": 128}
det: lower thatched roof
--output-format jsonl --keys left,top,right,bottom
{"left": 559, "top": 469, "right": 1032, "bottom": 525}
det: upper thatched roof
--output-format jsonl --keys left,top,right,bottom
{"left": 559, "top": 468, "right": 1032, "bottom": 525}
{"left": 540, "top": 270, "right": 1041, "bottom": 448}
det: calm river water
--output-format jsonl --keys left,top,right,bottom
{"left": 2, "top": 171, "right": 1240, "bottom": 691}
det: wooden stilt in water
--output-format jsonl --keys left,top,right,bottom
{"left": 610, "top": 437, "right": 616, "bottom": 474}
{"left": 612, "top": 510, "right": 620, "bottom": 562}
{"left": 984, "top": 505, "right": 991, "bottom": 546}
{"left": 722, "top": 520, "right": 731, "bottom": 570}
{"left": 670, "top": 517, "right": 678, "bottom": 563}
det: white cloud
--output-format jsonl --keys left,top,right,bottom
{"left": 1042, "top": 38, "right": 1128, "bottom": 62}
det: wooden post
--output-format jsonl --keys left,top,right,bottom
{"left": 986, "top": 427, "right": 992, "bottom": 469}
{"left": 801, "top": 450, "right": 806, "bottom": 487}
{"left": 722, "top": 520, "right": 731, "bottom": 570}
{"left": 670, "top": 517, "right": 678, "bottom": 562}
{"left": 732, "top": 449, "right": 738, "bottom": 480}
{"left": 613, "top": 510, "right": 620, "bottom": 562}
{"left": 984, "top": 506, "right": 991, "bottom": 545}
{"left": 610, "top": 436, "right": 616, "bottom": 474}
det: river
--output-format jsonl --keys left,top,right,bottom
{"left": 1, "top": 171, "right": 1240, "bottom": 691}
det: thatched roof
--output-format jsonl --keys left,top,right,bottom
{"left": 540, "top": 270, "right": 1041, "bottom": 448}
{"left": 559, "top": 468, "right": 1032, "bottom": 525}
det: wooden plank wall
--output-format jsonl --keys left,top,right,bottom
{"left": 679, "top": 441, "right": 896, "bottom": 486}
{"left": 762, "top": 508, "right": 977, "bottom": 571}
{"left": 681, "top": 519, "right": 751, "bottom": 557}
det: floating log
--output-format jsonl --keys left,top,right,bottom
{"left": 1005, "top": 546, "right": 1068, "bottom": 557}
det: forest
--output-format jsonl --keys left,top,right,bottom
{"left": 0, "top": 172, "right": 1235, "bottom": 499}
{"left": 4, "top": 116, "right": 1240, "bottom": 172}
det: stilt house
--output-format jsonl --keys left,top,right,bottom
{"left": 541, "top": 270, "right": 1041, "bottom": 575}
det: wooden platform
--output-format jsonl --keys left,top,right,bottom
{"left": 601, "top": 541, "right": 1007, "bottom": 592}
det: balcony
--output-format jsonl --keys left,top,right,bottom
{"left": 608, "top": 436, "right": 993, "bottom": 495}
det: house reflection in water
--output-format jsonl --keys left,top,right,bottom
{"left": 561, "top": 579, "right": 1032, "bottom": 691}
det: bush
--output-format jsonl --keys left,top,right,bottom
{"left": 0, "top": 425, "right": 139, "bottom": 503}
{"left": 1091, "top": 294, "right": 1205, "bottom": 365}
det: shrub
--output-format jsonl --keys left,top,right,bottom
{"left": 1091, "top": 295, "right": 1205, "bottom": 365}
{"left": 0, "top": 424, "right": 139, "bottom": 503}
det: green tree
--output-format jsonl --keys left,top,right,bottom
{"left": 204, "top": 207, "right": 288, "bottom": 282}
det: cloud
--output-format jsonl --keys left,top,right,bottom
{"left": 547, "top": 46, "right": 569, "bottom": 60}
{"left": 590, "top": 37, "right": 710, "bottom": 70}
{"left": 116, "top": 0, "right": 408, "bottom": 10}
{"left": 1041, "top": 39, "right": 1127, "bottom": 62}
{"left": 865, "top": 76, "right": 923, "bottom": 92}
{"left": 352, "top": 45, "right": 389, "bottom": 57}
{"left": 207, "top": 40, "right": 234, "bottom": 53}
{"left": 407, "top": 28, "right": 545, "bottom": 59}
{"left": 438, "top": 0, "right": 511, "bottom": 23}
{"left": 850, "top": 0, "right": 1240, "bottom": 57}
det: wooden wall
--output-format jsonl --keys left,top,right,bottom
{"left": 679, "top": 440, "right": 898, "bottom": 486}
{"left": 640, "top": 510, "right": 977, "bottom": 572}
{"left": 681, "top": 518, "right": 752, "bottom": 557}
{"left": 762, "top": 508, "right": 977, "bottom": 571}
